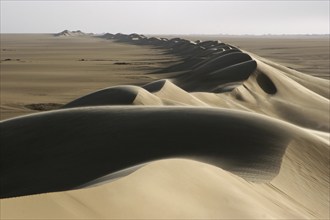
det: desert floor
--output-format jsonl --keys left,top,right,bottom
{"left": 0, "top": 34, "right": 176, "bottom": 120}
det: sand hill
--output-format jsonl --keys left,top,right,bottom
{"left": 54, "top": 30, "right": 92, "bottom": 37}
{"left": 0, "top": 33, "right": 329, "bottom": 219}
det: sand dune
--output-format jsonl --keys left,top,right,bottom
{"left": 0, "top": 32, "right": 329, "bottom": 219}
{"left": 55, "top": 30, "right": 92, "bottom": 37}
{"left": 1, "top": 106, "right": 300, "bottom": 198}
{"left": 1, "top": 159, "right": 326, "bottom": 219}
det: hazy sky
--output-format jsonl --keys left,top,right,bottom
{"left": 1, "top": 1, "right": 329, "bottom": 34}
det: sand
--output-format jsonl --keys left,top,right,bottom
{"left": 0, "top": 34, "right": 176, "bottom": 120}
{"left": 0, "top": 33, "right": 329, "bottom": 219}
{"left": 154, "top": 34, "right": 330, "bottom": 79}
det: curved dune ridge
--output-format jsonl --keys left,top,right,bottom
{"left": 54, "top": 30, "right": 93, "bottom": 37}
{"left": 1, "top": 33, "right": 329, "bottom": 219}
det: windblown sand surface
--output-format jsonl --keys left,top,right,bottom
{"left": 156, "top": 34, "right": 330, "bottom": 79}
{"left": 0, "top": 33, "right": 329, "bottom": 219}
{"left": 0, "top": 34, "right": 175, "bottom": 120}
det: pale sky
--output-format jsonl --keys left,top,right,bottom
{"left": 1, "top": 1, "right": 329, "bottom": 35}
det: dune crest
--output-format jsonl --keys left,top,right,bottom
{"left": 54, "top": 30, "right": 93, "bottom": 37}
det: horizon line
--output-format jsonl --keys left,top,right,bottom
{"left": 1, "top": 32, "right": 329, "bottom": 36}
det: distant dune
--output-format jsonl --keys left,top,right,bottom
{"left": 54, "top": 30, "right": 93, "bottom": 37}
{"left": 0, "top": 31, "right": 329, "bottom": 219}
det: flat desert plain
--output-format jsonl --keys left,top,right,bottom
{"left": 0, "top": 34, "right": 176, "bottom": 120}
{"left": 0, "top": 33, "right": 329, "bottom": 219}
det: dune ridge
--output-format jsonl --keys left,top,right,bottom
{"left": 0, "top": 32, "right": 329, "bottom": 219}
{"left": 54, "top": 30, "right": 93, "bottom": 37}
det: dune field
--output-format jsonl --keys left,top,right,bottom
{"left": 0, "top": 31, "right": 329, "bottom": 219}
